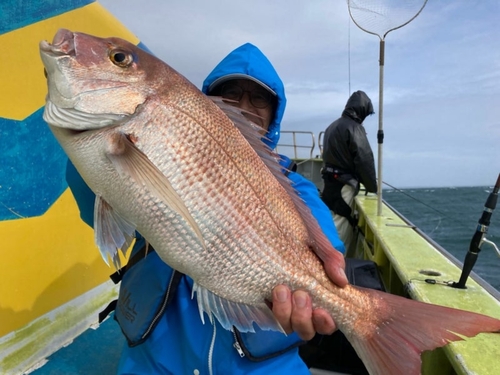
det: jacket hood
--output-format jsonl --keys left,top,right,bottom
{"left": 342, "top": 90, "right": 374, "bottom": 124}
{"left": 202, "top": 43, "right": 286, "bottom": 149}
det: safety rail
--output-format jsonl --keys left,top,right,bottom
{"left": 276, "top": 131, "right": 326, "bottom": 191}
{"left": 318, "top": 131, "right": 325, "bottom": 156}
{"left": 276, "top": 131, "right": 317, "bottom": 160}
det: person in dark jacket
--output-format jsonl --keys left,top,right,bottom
{"left": 321, "top": 90, "right": 377, "bottom": 254}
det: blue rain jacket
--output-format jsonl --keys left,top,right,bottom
{"left": 66, "top": 43, "right": 345, "bottom": 375}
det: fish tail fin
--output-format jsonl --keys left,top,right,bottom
{"left": 346, "top": 287, "right": 500, "bottom": 375}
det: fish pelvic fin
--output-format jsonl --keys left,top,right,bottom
{"left": 94, "top": 195, "right": 135, "bottom": 269}
{"left": 105, "top": 131, "right": 207, "bottom": 252}
{"left": 346, "top": 286, "right": 500, "bottom": 375}
{"left": 192, "top": 282, "right": 285, "bottom": 334}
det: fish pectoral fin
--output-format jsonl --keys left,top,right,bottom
{"left": 105, "top": 132, "right": 206, "bottom": 251}
{"left": 192, "top": 282, "right": 285, "bottom": 334}
{"left": 94, "top": 195, "right": 136, "bottom": 269}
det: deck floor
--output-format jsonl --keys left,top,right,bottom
{"left": 28, "top": 317, "right": 347, "bottom": 375}
{"left": 30, "top": 317, "right": 123, "bottom": 375}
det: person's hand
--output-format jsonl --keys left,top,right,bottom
{"left": 322, "top": 248, "right": 348, "bottom": 288}
{"left": 271, "top": 253, "right": 348, "bottom": 341}
{"left": 272, "top": 285, "right": 337, "bottom": 341}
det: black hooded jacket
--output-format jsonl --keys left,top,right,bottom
{"left": 322, "top": 90, "right": 377, "bottom": 193}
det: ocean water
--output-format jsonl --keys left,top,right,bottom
{"left": 383, "top": 186, "right": 500, "bottom": 291}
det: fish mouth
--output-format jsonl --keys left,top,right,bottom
{"left": 39, "top": 28, "right": 75, "bottom": 57}
{"left": 39, "top": 29, "right": 138, "bottom": 131}
{"left": 39, "top": 29, "right": 77, "bottom": 110}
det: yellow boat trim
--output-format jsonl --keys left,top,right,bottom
{"left": 0, "top": 1, "right": 134, "bottom": 339}
{"left": 0, "top": 281, "right": 119, "bottom": 374}
{"left": 355, "top": 194, "right": 500, "bottom": 375}
{"left": 0, "top": 189, "right": 115, "bottom": 337}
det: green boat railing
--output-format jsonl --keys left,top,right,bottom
{"left": 279, "top": 130, "right": 500, "bottom": 375}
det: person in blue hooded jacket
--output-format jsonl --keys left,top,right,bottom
{"left": 67, "top": 42, "right": 347, "bottom": 374}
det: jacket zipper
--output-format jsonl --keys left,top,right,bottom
{"left": 208, "top": 320, "right": 216, "bottom": 375}
{"left": 141, "top": 270, "right": 177, "bottom": 340}
{"left": 232, "top": 331, "right": 245, "bottom": 358}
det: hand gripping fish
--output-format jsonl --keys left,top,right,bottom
{"left": 39, "top": 29, "right": 500, "bottom": 375}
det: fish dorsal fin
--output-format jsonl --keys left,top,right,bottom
{"left": 192, "top": 282, "right": 285, "bottom": 334}
{"left": 211, "top": 97, "right": 341, "bottom": 267}
{"left": 94, "top": 195, "right": 136, "bottom": 269}
{"left": 209, "top": 97, "right": 284, "bottom": 176}
{"left": 105, "top": 131, "right": 207, "bottom": 252}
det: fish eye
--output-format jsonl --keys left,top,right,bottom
{"left": 109, "top": 49, "right": 133, "bottom": 67}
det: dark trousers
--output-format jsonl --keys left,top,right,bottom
{"left": 321, "top": 178, "right": 354, "bottom": 222}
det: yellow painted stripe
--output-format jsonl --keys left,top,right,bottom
{"left": 1, "top": 1, "right": 135, "bottom": 337}
{"left": 0, "top": 2, "right": 139, "bottom": 120}
{"left": 0, "top": 189, "right": 114, "bottom": 337}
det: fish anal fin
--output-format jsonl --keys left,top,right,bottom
{"left": 105, "top": 131, "right": 207, "bottom": 251}
{"left": 192, "top": 282, "right": 285, "bottom": 334}
{"left": 94, "top": 195, "right": 135, "bottom": 269}
{"left": 348, "top": 287, "right": 500, "bottom": 375}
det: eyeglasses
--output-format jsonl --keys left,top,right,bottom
{"left": 220, "top": 83, "right": 274, "bottom": 109}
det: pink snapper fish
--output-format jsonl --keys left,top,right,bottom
{"left": 40, "top": 29, "right": 500, "bottom": 375}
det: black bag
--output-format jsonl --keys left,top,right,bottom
{"left": 298, "top": 258, "right": 384, "bottom": 374}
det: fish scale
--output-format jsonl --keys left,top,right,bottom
{"left": 132, "top": 115, "right": 299, "bottom": 300}
{"left": 40, "top": 29, "right": 500, "bottom": 375}
{"left": 133, "top": 115, "right": 309, "bottom": 279}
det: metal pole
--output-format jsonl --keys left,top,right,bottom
{"left": 377, "top": 39, "right": 385, "bottom": 216}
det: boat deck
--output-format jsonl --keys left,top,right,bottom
{"left": 29, "top": 317, "right": 347, "bottom": 375}
{"left": 29, "top": 317, "right": 122, "bottom": 375}
{"left": 354, "top": 193, "right": 500, "bottom": 375}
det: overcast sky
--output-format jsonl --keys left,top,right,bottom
{"left": 98, "top": 0, "right": 499, "bottom": 188}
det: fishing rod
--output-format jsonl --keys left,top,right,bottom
{"left": 451, "top": 174, "right": 500, "bottom": 289}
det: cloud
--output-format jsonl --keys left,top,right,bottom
{"left": 99, "top": 0, "right": 499, "bottom": 187}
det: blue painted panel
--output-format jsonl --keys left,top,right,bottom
{"left": 31, "top": 317, "right": 122, "bottom": 375}
{"left": 0, "top": 108, "right": 68, "bottom": 221}
{"left": 0, "top": 0, "right": 95, "bottom": 35}
{"left": 138, "top": 42, "right": 153, "bottom": 55}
